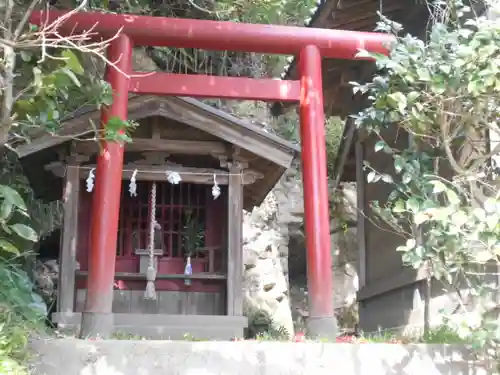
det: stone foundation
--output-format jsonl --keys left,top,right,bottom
{"left": 29, "top": 338, "right": 493, "bottom": 375}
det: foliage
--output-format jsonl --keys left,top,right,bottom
{"left": 0, "top": 183, "right": 45, "bottom": 374}
{"left": 76, "top": 0, "right": 317, "bottom": 79}
{"left": 325, "top": 117, "right": 345, "bottom": 176}
{"left": 335, "top": 325, "right": 465, "bottom": 344}
{"left": 0, "top": 184, "right": 39, "bottom": 255}
{"left": 1, "top": 1, "right": 137, "bottom": 150}
{"left": 245, "top": 308, "right": 290, "bottom": 340}
{"left": 182, "top": 209, "right": 205, "bottom": 257}
{"left": 0, "top": 260, "right": 45, "bottom": 375}
{"left": 352, "top": 0, "right": 500, "bottom": 350}
{"left": 0, "top": 152, "right": 62, "bottom": 238}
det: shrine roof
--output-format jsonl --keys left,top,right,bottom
{"left": 13, "top": 96, "right": 300, "bottom": 209}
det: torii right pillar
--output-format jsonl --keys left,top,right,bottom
{"left": 299, "top": 45, "right": 337, "bottom": 338}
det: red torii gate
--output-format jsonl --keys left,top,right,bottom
{"left": 31, "top": 10, "right": 393, "bottom": 338}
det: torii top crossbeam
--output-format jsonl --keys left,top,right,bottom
{"left": 30, "top": 9, "right": 394, "bottom": 339}
{"left": 31, "top": 11, "right": 393, "bottom": 59}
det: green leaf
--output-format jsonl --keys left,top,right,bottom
{"left": 20, "top": 51, "right": 32, "bottom": 62}
{"left": 416, "top": 68, "right": 431, "bottom": 81}
{"left": 451, "top": 211, "right": 468, "bottom": 227}
{"left": 367, "top": 171, "right": 376, "bottom": 183}
{"left": 484, "top": 198, "right": 496, "bottom": 214}
{"left": 381, "top": 174, "right": 393, "bottom": 183}
{"left": 61, "top": 49, "right": 84, "bottom": 75}
{"left": 394, "top": 157, "right": 404, "bottom": 174}
{"left": 429, "top": 180, "right": 447, "bottom": 194}
{"left": 374, "top": 140, "right": 385, "bottom": 152}
{"left": 406, "top": 91, "right": 420, "bottom": 104}
{"left": 406, "top": 197, "right": 420, "bottom": 213}
{"left": 387, "top": 92, "right": 407, "bottom": 113}
{"left": 355, "top": 49, "right": 374, "bottom": 59}
{"left": 393, "top": 199, "right": 405, "bottom": 213}
{"left": 472, "top": 208, "right": 486, "bottom": 221}
{"left": 486, "top": 216, "right": 497, "bottom": 231}
{"left": 446, "top": 189, "right": 460, "bottom": 206}
{"left": 402, "top": 172, "right": 412, "bottom": 184}
{"left": 9, "top": 224, "right": 38, "bottom": 242}
{"left": 414, "top": 211, "right": 429, "bottom": 225}
{"left": 0, "top": 185, "right": 27, "bottom": 210}
{"left": 60, "top": 68, "right": 81, "bottom": 87}
{"left": 406, "top": 238, "right": 416, "bottom": 249}
{"left": 0, "top": 239, "right": 19, "bottom": 254}
{"left": 453, "top": 58, "right": 466, "bottom": 68}
{"left": 396, "top": 245, "right": 408, "bottom": 252}
{"left": 0, "top": 200, "right": 13, "bottom": 221}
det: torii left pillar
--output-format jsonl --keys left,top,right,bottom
{"left": 80, "top": 34, "right": 132, "bottom": 338}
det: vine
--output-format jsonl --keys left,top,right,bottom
{"left": 352, "top": 0, "right": 500, "bottom": 349}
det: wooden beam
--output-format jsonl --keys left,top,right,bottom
{"left": 333, "top": 118, "right": 356, "bottom": 189}
{"left": 57, "top": 156, "right": 80, "bottom": 316}
{"left": 73, "top": 138, "right": 229, "bottom": 156}
{"left": 45, "top": 161, "right": 263, "bottom": 186}
{"left": 311, "top": 0, "right": 338, "bottom": 26}
{"left": 46, "top": 163, "right": 231, "bottom": 185}
{"left": 332, "top": 2, "right": 405, "bottom": 28}
{"left": 16, "top": 95, "right": 298, "bottom": 171}
{"left": 358, "top": 266, "right": 428, "bottom": 301}
{"left": 130, "top": 73, "right": 301, "bottom": 102}
{"left": 226, "top": 160, "right": 244, "bottom": 316}
{"left": 75, "top": 270, "right": 227, "bottom": 280}
{"left": 355, "top": 138, "right": 367, "bottom": 289}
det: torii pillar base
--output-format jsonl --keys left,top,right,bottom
{"left": 307, "top": 317, "right": 338, "bottom": 339}
{"left": 80, "top": 313, "right": 114, "bottom": 339}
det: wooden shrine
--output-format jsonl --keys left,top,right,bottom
{"left": 15, "top": 95, "right": 299, "bottom": 339}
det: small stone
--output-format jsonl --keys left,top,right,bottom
{"left": 258, "top": 252, "right": 270, "bottom": 260}
{"left": 263, "top": 282, "right": 276, "bottom": 292}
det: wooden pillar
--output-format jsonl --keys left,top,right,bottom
{"left": 57, "top": 157, "right": 81, "bottom": 318}
{"left": 226, "top": 160, "right": 243, "bottom": 317}
{"left": 80, "top": 34, "right": 132, "bottom": 338}
{"left": 355, "top": 137, "right": 367, "bottom": 289}
{"left": 298, "top": 45, "right": 337, "bottom": 338}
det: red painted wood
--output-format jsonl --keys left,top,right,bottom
{"left": 84, "top": 34, "right": 132, "bottom": 314}
{"left": 130, "top": 73, "right": 300, "bottom": 102}
{"left": 76, "top": 278, "right": 223, "bottom": 293}
{"left": 78, "top": 181, "right": 224, "bottom": 293}
{"left": 299, "top": 45, "right": 334, "bottom": 319}
{"left": 32, "top": 10, "right": 394, "bottom": 324}
{"left": 30, "top": 11, "right": 394, "bottom": 60}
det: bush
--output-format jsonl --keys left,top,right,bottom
{"left": 0, "top": 183, "right": 45, "bottom": 374}
{"left": 352, "top": 0, "right": 500, "bottom": 350}
{"left": 0, "top": 262, "right": 45, "bottom": 375}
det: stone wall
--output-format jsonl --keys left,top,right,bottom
{"left": 242, "top": 168, "right": 300, "bottom": 336}
{"left": 29, "top": 338, "right": 494, "bottom": 375}
{"left": 242, "top": 166, "right": 359, "bottom": 334}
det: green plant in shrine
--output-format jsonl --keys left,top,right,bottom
{"left": 182, "top": 209, "right": 205, "bottom": 258}
{"left": 351, "top": 0, "right": 500, "bottom": 350}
